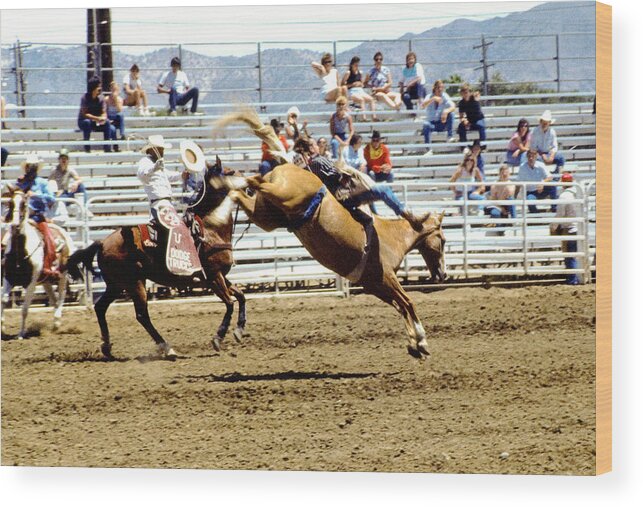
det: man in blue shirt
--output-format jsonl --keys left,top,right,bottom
{"left": 14, "top": 154, "right": 59, "bottom": 279}
{"left": 516, "top": 149, "right": 557, "bottom": 213}
{"left": 420, "top": 80, "right": 457, "bottom": 151}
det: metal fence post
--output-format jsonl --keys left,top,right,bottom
{"left": 462, "top": 183, "right": 469, "bottom": 278}
{"left": 178, "top": 44, "right": 182, "bottom": 65}
{"left": 522, "top": 184, "right": 529, "bottom": 276}
{"left": 332, "top": 40, "right": 337, "bottom": 68}
{"left": 555, "top": 34, "right": 561, "bottom": 93}
{"left": 257, "top": 42, "right": 263, "bottom": 104}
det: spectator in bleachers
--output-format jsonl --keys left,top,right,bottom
{"left": 365, "top": 52, "right": 402, "bottom": 111}
{"left": 259, "top": 119, "right": 289, "bottom": 176}
{"left": 123, "top": 64, "right": 151, "bottom": 116}
{"left": 421, "top": 79, "right": 456, "bottom": 154}
{"left": 485, "top": 164, "right": 516, "bottom": 221}
{"left": 284, "top": 106, "right": 308, "bottom": 148}
{"left": 49, "top": 148, "right": 88, "bottom": 204}
{"left": 531, "top": 110, "right": 565, "bottom": 173}
{"left": 157, "top": 57, "right": 202, "bottom": 116}
{"left": 399, "top": 52, "right": 426, "bottom": 111}
{"left": 317, "top": 137, "right": 332, "bottom": 159}
{"left": 364, "top": 130, "right": 393, "bottom": 183}
{"left": 106, "top": 81, "right": 126, "bottom": 148}
{"left": 450, "top": 152, "right": 485, "bottom": 214}
{"left": 506, "top": 118, "right": 531, "bottom": 166}
{"left": 1, "top": 95, "right": 6, "bottom": 129}
{"left": 78, "top": 76, "right": 117, "bottom": 153}
{"left": 457, "top": 83, "right": 486, "bottom": 143}
{"left": 343, "top": 134, "right": 367, "bottom": 173}
{"left": 311, "top": 53, "right": 348, "bottom": 103}
{"left": 468, "top": 139, "right": 486, "bottom": 175}
{"left": 551, "top": 172, "right": 581, "bottom": 285}
{"left": 329, "top": 96, "right": 354, "bottom": 160}
{"left": 342, "top": 56, "right": 377, "bottom": 121}
{"left": 516, "top": 148, "right": 556, "bottom": 213}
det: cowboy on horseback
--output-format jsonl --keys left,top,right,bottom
{"left": 13, "top": 154, "right": 60, "bottom": 280}
{"left": 293, "top": 136, "right": 428, "bottom": 230}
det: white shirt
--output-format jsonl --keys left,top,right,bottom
{"left": 531, "top": 126, "right": 558, "bottom": 154}
{"left": 556, "top": 186, "right": 580, "bottom": 234}
{"left": 137, "top": 156, "right": 183, "bottom": 203}
{"left": 159, "top": 70, "right": 190, "bottom": 94}
{"left": 123, "top": 73, "right": 142, "bottom": 92}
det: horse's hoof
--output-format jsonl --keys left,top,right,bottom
{"left": 101, "top": 343, "right": 113, "bottom": 359}
{"left": 165, "top": 348, "right": 178, "bottom": 360}
{"left": 406, "top": 344, "right": 422, "bottom": 359}
{"left": 416, "top": 339, "right": 431, "bottom": 358}
{"left": 18, "top": 335, "right": 25, "bottom": 341}
{"left": 233, "top": 327, "right": 243, "bottom": 343}
{"left": 53, "top": 319, "right": 61, "bottom": 332}
{"left": 212, "top": 337, "right": 222, "bottom": 352}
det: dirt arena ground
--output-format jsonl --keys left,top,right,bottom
{"left": 1, "top": 284, "right": 595, "bottom": 474}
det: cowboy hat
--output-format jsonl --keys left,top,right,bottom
{"left": 20, "top": 154, "right": 43, "bottom": 171}
{"left": 370, "top": 130, "right": 383, "bottom": 141}
{"left": 141, "top": 134, "right": 172, "bottom": 154}
{"left": 179, "top": 140, "right": 206, "bottom": 174}
{"left": 287, "top": 106, "right": 300, "bottom": 117}
{"left": 539, "top": 110, "right": 556, "bottom": 123}
{"left": 58, "top": 148, "right": 70, "bottom": 159}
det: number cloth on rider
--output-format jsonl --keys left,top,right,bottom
{"left": 137, "top": 156, "right": 183, "bottom": 203}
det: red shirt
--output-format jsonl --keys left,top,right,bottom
{"left": 261, "top": 135, "right": 289, "bottom": 162}
{"left": 364, "top": 143, "right": 392, "bottom": 173}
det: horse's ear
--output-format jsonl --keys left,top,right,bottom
{"left": 438, "top": 211, "right": 445, "bottom": 224}
{"left": 215, "top": 155, "right": 222, "bottom": 171}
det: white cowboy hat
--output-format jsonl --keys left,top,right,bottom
{"left": 20, "top": 154, "right": 43, "bottom": 170}
{"left": 141, "top": 134, "right": 172, "bottom": 154}
{"left": 287, "top": 106, "right": 300, "bottom": 117}
{"left": 179, "top": 140, "right": 206, "bottom": 174}
{"left": 539, "top": 110, "right": 556, "bottom": 123}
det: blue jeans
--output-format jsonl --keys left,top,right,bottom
{"left": 1, "top": 147, "right": 8, "bottom": 166}
{"left": 456, "top": 191, "right": 485, "bottom": 212}
{"left": 563, "top": 238, "right": 580, "bottom": 285}
{"left": 486, "top": 197, "right": 516, "bottom": 219}
{"left": 402, "top": 83, "right": 426, "bottom": 110}
{"left": 526, "top": 187, "right": 557, "bottom": 213}
{"left": 108, "top": 112, "right": 126, "bottom": 138}
{"left": 78, "top": 118, "right": 116, "bottom": 152}
{"left": 506, "top": 150, "right": 526, "bottom": 166}
{"left": 61, "top": 182, "right": 88, "bottom": 204}
{"left": 259, "top": 159, "right": 278, "bottom": 176}
{"left": 342, "top": 183, "right": 406, "bottom": 216}
{"left": 370, "top": 171, "right": 394, "bottom": 183}
{"left": 169, "top": 87, "right": 199, "bottom": 112}
{"left": 458, "top": 118, "right": 486, "bottom": 142}
{"left": 422, "top": 112, "right": 454, "bottom": 144}
{"left": 538, "top": 152, "right": 565, "bottom": 172}
{"left": 330, "top": 132, "right": 347, "bottom": 159}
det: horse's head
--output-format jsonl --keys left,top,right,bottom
{"left": 3, "top": 187, "right": 28, "bottom": 230}
{"left": 415, "top": 211, "right": 447, "bottom": 283}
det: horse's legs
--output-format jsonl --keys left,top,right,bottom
{"left": 125, "top": 280, "right": 176, "bottom": 358}
{"left": 19, "top": 279, "right": 38, "bottom": 340}
{"left": 210, "top": 272, "right": 235, "bottom": 352}
{"left": 368, "top": 275, "right": 429, "bottom": 358}
{"left": 53, "top": 275, "right": 68, "bottom": 330}
{"left": 42, "top": 281, "right": 62, "bottom": 331}
{"left": 94, "top": 283, "right": 121, "bottom": 358}
{"left": 227, "top": 281, "right": 246, "bottom": 342}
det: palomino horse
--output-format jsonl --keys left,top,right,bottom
{"left": 211, "top": 110, "right": 446, "bottom": 358}
{"left": 66, "top": 157, "right": 246, "bottom": 359}
{"left": 2, "top": 189, "right": 74, "bottom": 339}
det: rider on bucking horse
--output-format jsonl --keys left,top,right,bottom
{"left": 13, "top": 154, "right": 60, "bottom": 280}
{"left": 293, "top": 136, "right": 429, "bottom": 230}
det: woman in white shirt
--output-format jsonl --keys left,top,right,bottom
{"left": 157, "top": 57, "right": 201, "bottom": 116}
{"left": 123, "top": 64, "right": 151, "bottom": 116}
{"left": 311, "top": 53, "right": 347, "bottom": 103}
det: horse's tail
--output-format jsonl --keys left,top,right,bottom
{"left": 65, "top": 241, "right": 101, "bottom": 281}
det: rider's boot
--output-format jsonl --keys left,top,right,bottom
{"left": 36, "top": 221, "right": 61, "bottom": 281}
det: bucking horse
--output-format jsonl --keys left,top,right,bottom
{"left": 210, "top": 109, "right": 447, "bottom": 359}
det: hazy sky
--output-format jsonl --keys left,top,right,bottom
{"left": 1, "top": 1, "right": 544, "bottom": 56}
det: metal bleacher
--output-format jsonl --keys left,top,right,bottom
{"left": 1, "top": 90, "right": 597, "bottom": 301}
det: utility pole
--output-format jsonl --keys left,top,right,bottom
{"left": 86, "top": 9, "right": 113, "bottom": 86}
{"left": 474, "top": 35, "right": 494, "bottom": 96}
{"left": 13, "top": 41, "right": 27, "bottom": 118}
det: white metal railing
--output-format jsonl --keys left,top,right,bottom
{"left": 1, "top": 180, "right": 593, "bottom": 306}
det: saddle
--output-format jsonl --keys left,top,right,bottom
{"left": 138, "top": 206, "right": 204, "bottom": 277}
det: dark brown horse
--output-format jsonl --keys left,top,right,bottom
{"left": 66, "top": 158, "right": 246, "bottom": 359}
